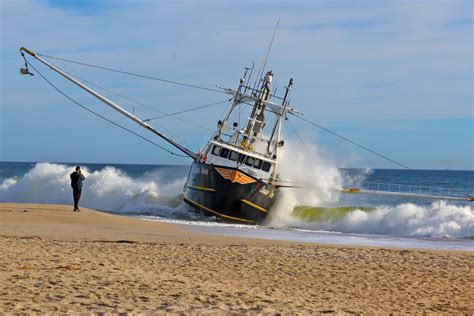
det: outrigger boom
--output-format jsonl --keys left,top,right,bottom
{"left": 19, "top": 47, "right": 197, "bottom": 160}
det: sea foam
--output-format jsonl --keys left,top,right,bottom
{"left": 0, "top": 161, "right": 472, "bottom": 238}
{"left": 264, "top": 140, "right": 343, "bottom": 226}
{"left": 0, "top": 162, "right": 195, "bottom": 219}
{"left": 264, "top": 140, "right": 473, "bottom": 238}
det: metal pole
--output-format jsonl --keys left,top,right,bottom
{"left": 20, "top": 47, "right": 196, "bottom": 159}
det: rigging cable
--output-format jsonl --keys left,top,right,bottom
{"left": 287, "top": 120, "right": 416, "bottom": 189}
{"left": 143, "top": 99, "right": 230, "bottom": 122}
{"left": 25, "top": 59, "right": 188, "bottom": 158}
{"left": 253, "top": 18, "right": 280, "bottom": 91}
{"left": 38, "top": 53, "right": 228, "bottom": 95}
{"left": 61, "top": 69, "right": 222, "bottom": 132}
{"left": 292, "top": 114, "right": 471, "bottom": 198}
{"left": 287, "top": 119, "right": 310, "bottom": 150}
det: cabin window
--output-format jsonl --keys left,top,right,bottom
{"left": 253, "top": 159, "right": 263, "bottom": 169}
{"left": 245, "top": 156, "right": 254, "bottom": 166}
{"left": 212, "top": 145, "right": 221, "bottom": 156}
{"left": 238, "top": 153, "right": 246, "bottom": 163}
{"left": 262, "top": 161, "right": 271, "bottom": 172}
{"left": 229, "top": 151, "right": 238, "bottom": 161}
{"left": 220, "top": 148, "right": 230, "bottom": 159}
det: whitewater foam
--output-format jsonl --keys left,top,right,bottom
{"left": 286, "top": 202, "right": 473, "bottom": 238}
{"left": 262, "top": 139, "right": 473, "bottom": 238}
{"left": 265, "top": 140, "right": 344, "bottom": 226}
{"left": 0, "top": 162, "right": 472, "bottom": 239}
{"left": 0, "top": 162, "right": 195, "bottom": 219}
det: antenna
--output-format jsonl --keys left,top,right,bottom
{"left": 253, "top": 18, "right": 281, "bottom": 89}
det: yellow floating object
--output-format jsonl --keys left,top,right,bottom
{"left": 341, "top": 188, "right": 360, "bottom": 193}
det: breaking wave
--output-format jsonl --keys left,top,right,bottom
{"left": 0, "top": 162, "right": 472, "bottom": 238}
{"left": 0, "top": 162, "right": 201, "bottom": 220}
{"left": 288, "top": 203, "right": 473, "bottom": 238}
{"left": 264, "top": 140, "right": 473, "bottom": 239}
{"left": 264, "top": 140, "right": 343, "bottom": 225}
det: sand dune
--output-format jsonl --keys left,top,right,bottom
{"left": 1, "top": 203, "right": 473, "bottom": 313}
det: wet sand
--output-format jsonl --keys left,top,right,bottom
{"left": 1, "top": 203, "right": 473, "bottom": 313}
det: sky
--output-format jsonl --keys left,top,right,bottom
{"left": 0, "top": 0, "right": 472, "bottom": 169}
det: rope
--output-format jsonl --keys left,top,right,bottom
{"left": 143, "top": 100, "right": 229, "bottom": 122}
{"left": 61, "top": 69, "right": 217, "bottom": 132}
{"left": 38, "top": 53, "right": 227, "bottom": 94}
{"left": 157, "top": 124, "right": 192, "bottom": 149}
{"left": 293, "top": 114, "right": 471, "bottom": 198}
{"left": 288, "top": 118, "right": 409, "bottom": 186}
{"left": 287, "top": 119, "right": 309, "bottom": 150}
{"left": 256, "top": 18, "right": 280, "bottom": 86}
{"left": 26, "top": 60, "right": 188, "bottom": 158}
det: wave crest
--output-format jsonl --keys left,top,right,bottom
{"left": 289, "top": 202, "right": 473, "bottom": 238}
{"left": 1, "top": 162, "right": 472, "bottom": 238}
{"left": 0, "top": 163, "right": 189, "bottom": 218}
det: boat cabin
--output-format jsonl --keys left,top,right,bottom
{"left": 203, "top": 140, "right": 275, "bottom": 179}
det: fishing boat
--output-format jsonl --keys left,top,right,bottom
{"left": 183, "top": 69, "right": 303, "bottom": 224}
{"left": 18, "top": 46, "right": 304, "bottom": 224}
{"left": 18, "top": 45, "right": 472, "bottom": 224}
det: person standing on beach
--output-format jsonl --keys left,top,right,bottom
{"left": 70, "top": 166, "right": 85, "bottom": 212}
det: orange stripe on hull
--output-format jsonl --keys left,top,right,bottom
{"left": 214, "top": 167, "right": 256, "bottom": 185}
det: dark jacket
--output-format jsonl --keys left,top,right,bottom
{"left": 70, "top": 171, "right": 86, "bottom": 189}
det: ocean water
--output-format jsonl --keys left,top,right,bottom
{"left": 0, "top": 161, "right": 473, "bottom": 250}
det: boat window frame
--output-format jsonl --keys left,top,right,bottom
{"left": 212, "top": 145, "right": 221, "bottom": 156}
{"left": 220, "top": 147, "right": 230, "bottom": 159}
{"left": 238, "top": 153, "right": 247, "bottom": 163}
{"left": 228, "top": 151, "right": 238, "bottom": 161}
{"left": 245, "top": 156, "right": 255, "bottom": 167}
{"left": 253, "top": 158, "right": 263, "bottom": 169}
{"left": 262, "top": 161, "right": 271, "bottom": 172}
{"left": 208, "top": 140, "right": 276, "bottom": 165}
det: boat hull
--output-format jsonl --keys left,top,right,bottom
{"left": 183, "top": 162, "right": 279, "bottom": 224}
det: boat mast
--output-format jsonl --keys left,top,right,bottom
{"left": 216, "top": 67, "right": 251, "bottom": 140}
{"left": 242, "top": 70, "right": 274, "bottom": 148}
{"left": 267, "top": 78, "right": 293, "bottom": 181}
{"left": 20, "top": 47, "right": 197, "bottom": 160}
{"left": 267, "top": 78, "right": 293, "bottom": 155}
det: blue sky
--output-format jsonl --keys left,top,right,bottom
{"left": 1, "top": 0, "right": 472, "bottom": 169}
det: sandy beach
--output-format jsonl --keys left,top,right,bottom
{"left": 1, "top": 203, "right": 473, "bottom": 314}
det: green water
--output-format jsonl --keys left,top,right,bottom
{"left": 291, "top": 206, "right": 374, "bottom": 223}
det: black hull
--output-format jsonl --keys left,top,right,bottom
{"left": 183, "top": 162, "right": 279, "bottom": 224}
